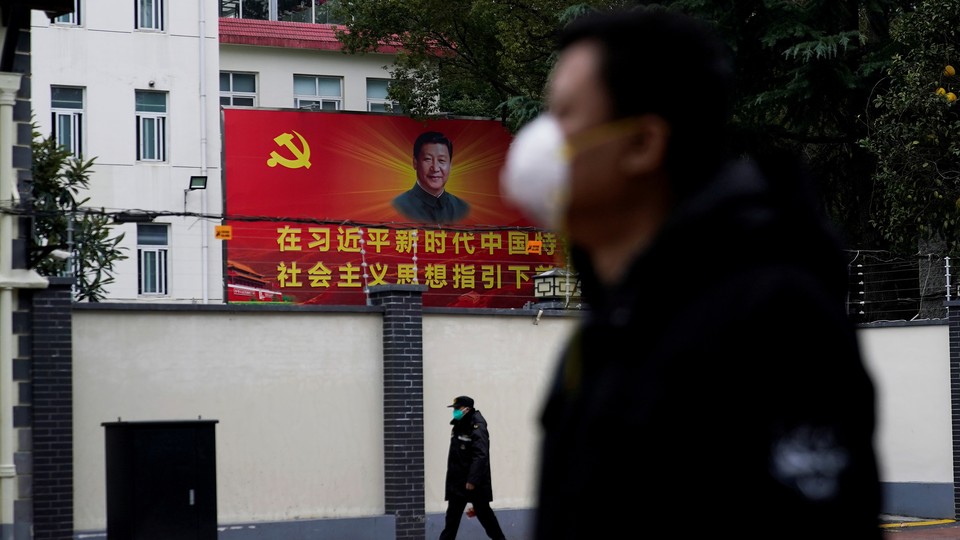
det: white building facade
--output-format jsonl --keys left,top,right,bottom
{"left": 30, "top": 0, "right": 398, "bottom": 304}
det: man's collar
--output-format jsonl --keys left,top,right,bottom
{"left": 415, "top": 181, "right": 444, "bottom": 199}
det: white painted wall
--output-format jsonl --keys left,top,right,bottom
{"left": 859, "top": 324, "right": 952, "bottom": 484}
{"left": 72, "top": 310, "right": 947, "bottom": 530}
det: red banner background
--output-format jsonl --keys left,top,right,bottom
{"left": 223, "top": 109, "right": 564, "bottom": 308}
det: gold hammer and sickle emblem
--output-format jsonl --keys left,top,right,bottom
{"left": 267, "top": 130, "right": 312, "bottom": 169}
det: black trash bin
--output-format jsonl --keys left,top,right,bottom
{"left": 102, "top": 419, "right": 218, "bottom": 540}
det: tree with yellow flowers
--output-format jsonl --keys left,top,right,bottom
{"left": 859, "top": 0, "right": 960, "bottom": 255}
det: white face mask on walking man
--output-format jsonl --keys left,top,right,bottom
{"left": 500, "top": 114, "right": 571, "bottom": 232}
{"left": 500, "top": 113, "right": 648, "bottom": 232}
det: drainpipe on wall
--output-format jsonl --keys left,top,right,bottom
{"left": 0, "top": 72, "right": 47, "bottom": 530}
{"left": 199, "top": 1, "right": 209, "bottom": 303}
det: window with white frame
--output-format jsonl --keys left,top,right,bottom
{"left": 137, "top": 223, "right": 168, "bottom": 295}
{"left": 53, "top": 0, "right": 81, "bottom": 25}
{"left": 51, "top": 86, "right": 83, "bottom": 157}
{"left": 220, "top": 72, "right": 257, "bottom": 107}
{"left": 220, "top": 0, "right": 346, "bottom": 23}
{"left": 293, "top": 75, "right": 342, "bottom": 110}
{"left": 366, "top": 78, "right": 398, "bottom": 113}
{"left": 136, "top": 90, "right": 167, "bottom": 162}
{"left": 135, "top": 0, "right": 164, "bottom": 31}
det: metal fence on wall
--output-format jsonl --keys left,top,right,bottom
{"left": 847, "top": 250, "right": 949, "bottom": 323}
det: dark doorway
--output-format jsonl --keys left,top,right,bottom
{"left": 103, "top": 420, "right": 218, "bottom": 540}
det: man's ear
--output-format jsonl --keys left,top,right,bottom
{"left": 620, "top": 115, "right": 670, "bottom": 176}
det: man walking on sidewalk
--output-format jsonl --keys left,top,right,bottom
{"left": 439, "top": 395, "right": 507, "bottom": 540}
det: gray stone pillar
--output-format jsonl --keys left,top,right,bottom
{"left": 368, "top": 284, "right": 427, "bottom": 540}
{"left": 948, "top": 300, "right": 960, "bottom": 519}
{"left": 30, "top": 277, "right": 74, "bottom": 540}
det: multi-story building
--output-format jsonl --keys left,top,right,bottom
{"left": 30, "top": 0, "right": 399, "bottom": 303}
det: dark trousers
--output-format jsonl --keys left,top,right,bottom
{"left": 439, "top": 496, "right": 507, "bottom": 540}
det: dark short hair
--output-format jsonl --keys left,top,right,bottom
{"left": 413, "top": 131, "right": 453, "bottom": 160}
{"left": 557, "top": 8, "right": 735, "bottom": 192}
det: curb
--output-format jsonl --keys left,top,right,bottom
{"left": 880, "top": 519, "right": 957, "bottom": 529}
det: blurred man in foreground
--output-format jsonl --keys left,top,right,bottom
{"left": 500, "top": 7, "right": 882, "bottom": 539}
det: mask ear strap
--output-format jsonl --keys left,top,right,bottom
{"left": 565, "top": 116, "right": 645, "bottom": 158}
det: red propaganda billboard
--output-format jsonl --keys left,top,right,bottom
{"left": 222, "top": 108, "right": 565, "bottom": 308}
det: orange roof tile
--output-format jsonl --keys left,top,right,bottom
{"left": 218, "top": 17, "right": 400, "bottom": 54}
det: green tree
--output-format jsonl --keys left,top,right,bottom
{"left": 29, "top": 128, "right": 127, "bottom": 302}
{"left": 665, "top": 0, "right": 913, "bottom": 250}
{"left": 334, "top": 0, "right": 628, "bottom": 131}
{"left": 858, "top": 0, "right": 960, "bottom": 255}
{"left": 338, "top": 0, "right": 957, "bottom": 256}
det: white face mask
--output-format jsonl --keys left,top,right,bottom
{"left": 499, "top": 115, "right": 571, "bottom": 232}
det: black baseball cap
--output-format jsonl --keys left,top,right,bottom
{"left": 447, "top": 395, "right": 474, "bottom": 408}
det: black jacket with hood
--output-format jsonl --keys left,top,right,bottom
{"left": 445, "top": 408, "right": 495, "bottom": 502}
{"left": 534, "top": 156, "right": 882, "bottom": 539}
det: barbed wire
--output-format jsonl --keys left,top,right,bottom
{"left": 846, "top": 250, "right": 949, "bottom": 322}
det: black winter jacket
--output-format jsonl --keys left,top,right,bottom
{"left": 534, "top": 157, "right": 882, "bottom": 539}
{"left": 445, "top": 409, "right": 495, "bottom": 502}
